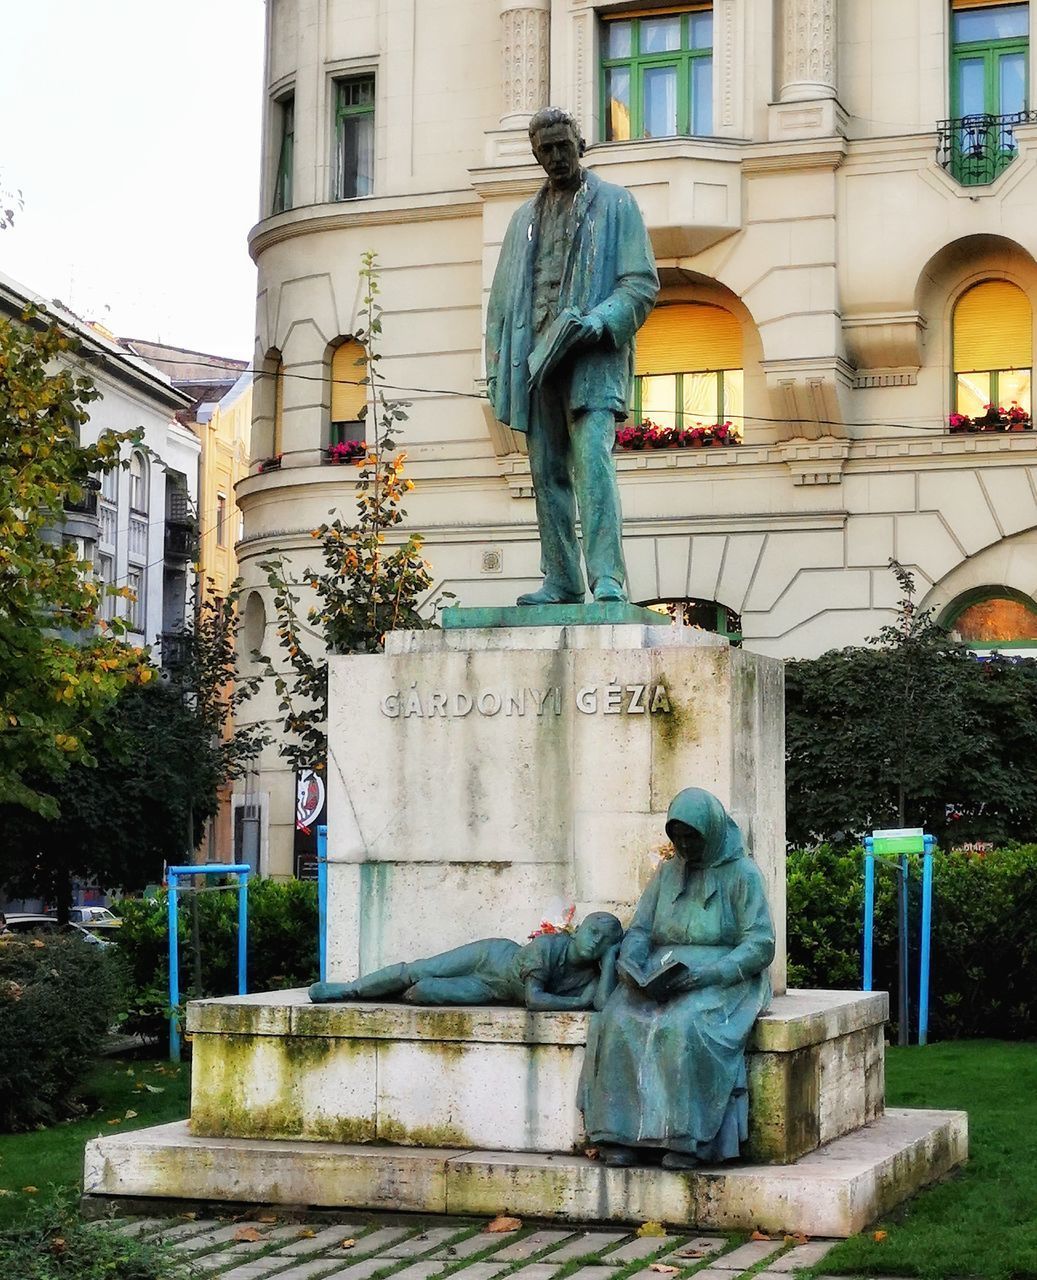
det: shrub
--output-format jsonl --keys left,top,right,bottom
{"left": 786, "top": 844, "right": 1037, "bottom": 1040}
{"left": 0, "top": 933, "right": 126, "bottom": 1131}
{"left": 0, "top": 1197, "right": 183, "bottom": 1279}
{"left": 116, "top": 878, "right": 319, "bottom": 1040}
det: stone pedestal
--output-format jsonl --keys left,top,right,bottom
{"left": 326, "top": 624, "right": 787, "bottom": 992}
{"left": 186, "top": 989, "right": 885, "bottom": 1165}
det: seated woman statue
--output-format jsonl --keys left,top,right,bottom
{"left": 308, "top": 911, "right": 623, "bottom": 1012}
{"left": 578, "top": 788, "right": 775, "bottom": 1169}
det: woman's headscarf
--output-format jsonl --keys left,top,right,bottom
{"left": 664, "top": 788, "right": 744, "bottom": 868}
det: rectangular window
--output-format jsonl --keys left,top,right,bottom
{"left": 127, "top": 566, "right": 145, "bottom": 633}
{"left": 98, "top": 554, "right": 115, "bottom": 621}
{"left": 334, "top": 75, "right": 375, "bottom": 199}
{"left": 216, "top": 493, "right": 228, "bottom": 547}
{"left": 273, "top": 93, "right": 294, "bottom": 214}
{"left": 602, "top": 7, "right": 713, "bottom": 142}
{"left": 949, "top": 2, "right": 1029, "bottom": 184}
{"left": 634, "top": 367, "right": 742, "bottom": 430}
{"left": 956, "top": 368, "right": 1031, "bottom": 415}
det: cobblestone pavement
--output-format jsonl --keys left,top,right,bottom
{"left": 95, "top": 1212, "right": 853, "bottom": 1280}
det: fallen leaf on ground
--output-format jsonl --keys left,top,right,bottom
{"left": 783, "top": 1233, "right": 809, "bottom": 1246}
{"left": 257, "top": 1213, "right": 277, "bottom": 1224}
{"left": 106, "top": 1119, "right": 121, "bottom": 1126}
{"left": 51, "top": 1237, "right": 67, "bottom": 1254}
{"left": 676, "top": 1249, "right": 705, "bottom": 1259}
{"left": 873, "top": 1231, "right": 888, "bottom": 1243}
{"left": 340, "top": 1238, "right": 357, "bottom": 1249}
{"left": 234, "top": 1227, "right": 264, "bottom": 1242}
{"left": 22, "top": 1187, "right": 38, "bottom": 1194}
{"left": 750, "top": 1230, "right": 771, "bottom": 1242}
{"left": 296, "top": 1229, "right": 316, "bottom": 1239}
{"left": 649, "top": 1264, "right": 680, "bottom": 1274}
{"left": 124, "top": 1110, "right": 138, "bottom": 1120}
{"left": 179, "top": 1213, "right": 197, "bottom": 1221}
{"left": 142, "top": 1084, "right": 164, "bottom": 1094}
{"left": 637, "top": 1221, "right": 667, "bottom": 1238}
{"left": 485, "top": 1216, "right": 522, "bottom": 1233}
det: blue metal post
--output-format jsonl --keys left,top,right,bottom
{"left": 919, "top": 844, "right": 935, "bottom": 1046}
{"left": 862, "top": 845, "right": 875, "bottom": 991}
{"left": 167, "top": 870, "right": 181, "bottom": 1062}
{"left": 317, "top": 824, "right": 328, "bottom": 983}
{"left": 237, "top": 870, "right": 249, "bottom": 996}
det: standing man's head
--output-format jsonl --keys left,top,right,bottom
{"left": 529, "top": 107, "right": 585, "bottom": 190}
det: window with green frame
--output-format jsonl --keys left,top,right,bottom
{"left": 334, "top": 75, "right": 375, "bottom": 199}
{"left": 272, "top": 93, "right": 294, "bottom": 214}
{"left": 633, "top": 368, "right": 742, "bottom": 429}
{"left": 949, "top": 2, "right": 1029, "bottom": 184}
{"left": 943, "top": 586, "right": 1037, "bottom": 648}
{"left": 601, "top": 6, "right": 713, "bottom": 142}
{"left": 633, "top": 300, "right": 743, "bottom": 429}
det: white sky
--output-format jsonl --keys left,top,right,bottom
{"left": 0, "top": 0, "right": 265, "bottom": 360}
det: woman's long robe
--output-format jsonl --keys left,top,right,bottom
{"left": 579, "top": 790, "right": 775, "bottom": 1161}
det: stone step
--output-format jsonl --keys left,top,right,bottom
{"left": 83, "top": 1107, "right": 967, "bottom": 1238}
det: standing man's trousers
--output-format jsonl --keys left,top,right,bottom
{"left": 526, "top": 379, "right": 627, "bottom": 600}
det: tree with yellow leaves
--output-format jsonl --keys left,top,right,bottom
{"left": 0, "top": 306, "right": 153, "bottom": 816}
{"left": 255, "top": 252, "right": 450, "bottom": 774}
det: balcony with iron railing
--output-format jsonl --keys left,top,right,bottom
{"left": 63, "top": 476, "right": 101, "bottom": 518}
{"left": 937, "top": 111, "right": 1037, "bottom": 186}
{"left": 159, "top": 631, "right": 192, "bottom": 672}
{"left": 164, "top": 489, "right": 198, "bottom": 563}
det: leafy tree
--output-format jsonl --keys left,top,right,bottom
{"left": 0, "top": 587, "right": 267, "bottom": 916}
{"left": 786, "top": 561, "right": 1037, "bottom": 847}
{"left": 253, "top": 252, "right": 447, "bottom": 773}
{"left": 0, "top": 307, "right": 153, "bottom": 815}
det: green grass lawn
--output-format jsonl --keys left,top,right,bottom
{"left": 817, "top": 1041, "right": 1037, "bottom": 1280}
{"left": 0, "top": 1056, "right": 189, "bottom": 1229}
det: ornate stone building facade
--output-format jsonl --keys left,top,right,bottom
{"left": 239, "top": 0, "right": 1037, "bottom": 875}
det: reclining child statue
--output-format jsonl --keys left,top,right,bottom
{"left": 308, "top": 911, "right": 623, "bottom": 1012}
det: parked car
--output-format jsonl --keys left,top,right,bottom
{"left": 68, "top": 906, "right": 121, "bottom": 928}
{"left": 1, "top": 913, "right": 113, "bottom": 947}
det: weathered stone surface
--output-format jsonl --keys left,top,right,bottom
{"left": 712, "top": 1240, "right": 785, "bottom": 1270}
{"left": 188, "top": 989, "right": 887, "bottom": 1162}
{"left": 763, "top": 1241, "right": 837, "bottom": 1271}
{"left": 327, "top": 625, "right": 787, "bottom": 993}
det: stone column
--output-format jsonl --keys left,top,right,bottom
{"left": 499, "top": 0, "right": 551, "bottom": 129}
{"left": 778, "top": 0, "right": 837, "bottom": 103}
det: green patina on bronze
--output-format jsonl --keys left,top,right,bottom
{"left": 309, "top": 913, "right": 622, "bottom": 1013}
{"left": 579, "top": 789, "right": 776, "bottom": 1170}
{"left": 485, "top": 107, "right": 659, "bottom": 607}
{"left": 442, "top": 603, "right": 666, "bottom": 629}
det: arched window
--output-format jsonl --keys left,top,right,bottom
{"left": 944, "top": 587, "right": 1037, "bottom": 649}
{"left": 240, "top": 591, "right": 267, "bottom": 658}
{"left": 635, "top": 302, "right": 743, "bottom": 432}
{"left": 639, "top": 596, "right": 742, "bottom": 643}
{"left": 953, "top": 280, "right": 1032, "bottom": 417}
{"left": 330, "top": 339, "right": 367, "bottom": 444}
{"left": 128, "top": 450, "right": 148, "bottom": 514}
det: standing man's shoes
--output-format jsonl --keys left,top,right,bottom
{"left": 597, "top": 1143, "right": 640, "bottom": 1167}
{"left": 592, "top": 577, "right": 627, "bottom": 603}
{"left": 516, "top": 585, "right": 584, "bottom": 606}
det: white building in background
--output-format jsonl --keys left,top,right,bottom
{"left": 0, "top": 271, "right": 200, "bottom": 655}
{"left": 236, "top": 0, "right": 1037, "bottom": 876}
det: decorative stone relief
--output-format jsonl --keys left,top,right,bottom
{"left": 500, "top": 3, "right": 551, "bottom": 128}
{"left": 779, "top": 0, "right": 837, "bottom": 102}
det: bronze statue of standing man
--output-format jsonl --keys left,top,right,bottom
{"left": 486, "top": 108, "right": 659, "bottom": 606}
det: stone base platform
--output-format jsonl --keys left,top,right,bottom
{"left": 186, "top": 989, "right": 887, "bottom": 1164}
{"left": 83, "top": 1107, "right": 967, "bottom": 1237}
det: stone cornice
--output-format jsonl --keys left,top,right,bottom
{"left": 742, "top": 137, "right": 847, "bottom": 173}
{"left": 248, "top": 191, "right": 482, "bottom": 260}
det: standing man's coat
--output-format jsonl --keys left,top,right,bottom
{"left": 486, "top": 168, "right": 659, "bottom": 435}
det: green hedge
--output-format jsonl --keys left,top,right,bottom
{"left": 116, "top": 878, "right": 319, "bottom": 1040}
{"left": 787, "top": 843, "right": 1037, "bottom": 1040}
{"left": 0, "top": 933, "right": 126, "bottom": 1131}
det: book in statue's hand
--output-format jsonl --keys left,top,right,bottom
{"left": 527, "top": 306, "right": 585, "bottom": 391}
{"left": 617, "top": 953, "right": 690, "bottom": 1001}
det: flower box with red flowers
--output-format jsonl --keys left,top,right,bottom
{"left": 325, "top": 440, "right": 367, "bottom": 464}
{"left": 615, "top": 420, "right": 742, "bottom": 452}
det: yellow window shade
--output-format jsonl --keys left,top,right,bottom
{"left": 954, "top": 281, "right": 1032, "bottom": 372}
{"left": 636, "top": 302, "right": 742, "bottom": 376}
{"left": 332, "top": 340, "right": 367, "bottom": 421}
{"left": 952, "top": 0, "right": 1018, "bottom": 9}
